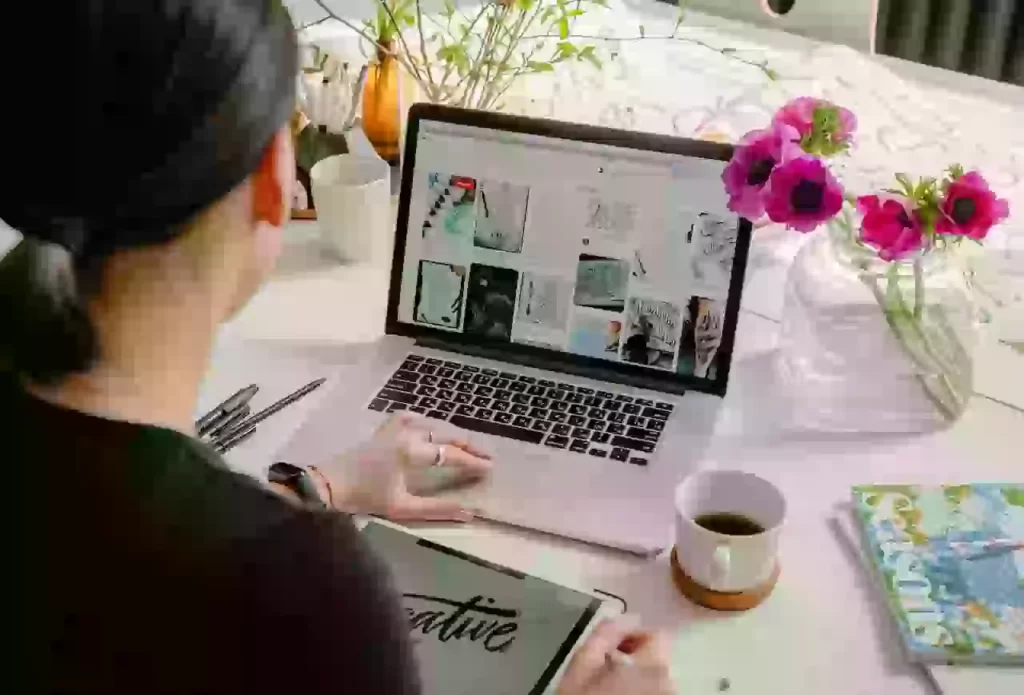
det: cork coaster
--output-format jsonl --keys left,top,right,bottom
{"left": 670, "top": 547, "right": 780, "bottom": 612}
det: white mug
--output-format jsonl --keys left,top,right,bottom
{"left": 310, "top": 154, "right": 392, "bottom": 263}
{"left": 674, "top": 470, "right": 785, "bottom": 593}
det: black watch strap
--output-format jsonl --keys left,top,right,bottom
{"left": 268, "top": 462, "right": 327, "bottom": 508}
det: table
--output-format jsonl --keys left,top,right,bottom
{"left": 205, "top": 3, "right": 1024, "bottom": 693}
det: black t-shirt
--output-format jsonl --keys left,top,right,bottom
{"left": 8, "top": 376, "right": 420, "bottom": 694}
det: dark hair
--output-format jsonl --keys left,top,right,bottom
{"left": 0, "top": 0, "right": 296, "bottom": 384}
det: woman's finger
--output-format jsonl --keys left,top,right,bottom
{"left": 565, "top": 618, "right": 637, "bottom": 680}
{"left": 405, "top": 439, "right": 493, "bottom": 475}
{"left": 432, "top": 431, "right": 493, "bottom": 460}
{"left": 385, "top": 493, "right": 477, "bottom": 522}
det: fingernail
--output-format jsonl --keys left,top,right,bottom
{"left": 455, "top": 509, "right": 477, "bottom": 523}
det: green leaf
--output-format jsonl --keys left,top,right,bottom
{"left": 558, "top": 17, "right": 570, "bottom": 39}
{"left": 528, "top": 61, "right": 555, "bottom": 72}
{"left": 894, "top": 173, "right": 915, "bottom": 197}
{"left": 639, "top": 24, "right": 646, "bottom": 38}
{"left": 1005, "top": 487, "right": 1024, "bottom": 508}
{"left": 764, "top": 68, "right": 779, "bottom": 80}
{"left": 566, "top": 9, "right": 585, "bottom": 17}
{"left": 578, "top": 44, "right": 601, "bottom": 69}
{"left": 557, "top": 41, "right": 578, "bottom": 57}
{"left": 947, "top": 163, "right": 965, "bottom": 180}
{"left": 442, "top": 0, "right": 455, "bottom": 17}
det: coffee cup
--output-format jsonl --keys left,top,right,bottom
{"left": 673, "top": 470, "right": 785, "bottom": 604}
{"left": 310, "top": 154, "right": 392, "bottom": 263}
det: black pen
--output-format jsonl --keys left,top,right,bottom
{"left": 206, "top": 405, "right": 251, "bottom": 440}
{"left": 215, "top": 422, "right": 259, "bottom": 454}
{"left": 196, "top": 384, "right": 259, "bottom": 435}
{"left": 213, "top": 378, "right": 327, "bottom": 444}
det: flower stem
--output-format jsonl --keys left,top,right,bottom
{"left": 913, "top": 258, "right": 924, "bottom": 321}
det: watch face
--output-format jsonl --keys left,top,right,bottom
{"left": 268, "top": 462, "right": 305, "bottom": 484}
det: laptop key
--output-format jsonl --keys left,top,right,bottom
{"left": 518, "top": 375, "right": 536, "bottom": 383}
{"left": 532, "top": 420, "right": 552, "bottom": 432}
{"left": 427, "top": 410, "right": 450, "bottom": 420}
{"left": 378, "top": 389, "right": 418, "bottom": 405}
{"left": 456, "top": 382, "right": 474, "bottom": 393}
{"left": 494, "top": 412, "right": 514, "bottom": 424}
{"left": 425, "top": 358, "right": 443, "bottom": 365}
{"left": 589, "top": 448, "right": 608, "bottom": 458}
{"left": 588, "top": 419, "right": 605, "bottom": 431}
{"left": 529, "top": 408, "right": 548, "bottom": 419}
{"left": 419, "top": 397, "right": 439, "bottom": 409}
{"left": 409, "top": 406, "right": 428, "bottom": 414}
{"left": 493, "top": 389, "right": 513, "bottom": 401}
{"left": 604, "top": 401, "right": 622, "bottom": 412}
{"left": 546, "top": 389, "right": 566, "bottom": 401}
{"left": 443, "top": 360, "right": 460, "bottom": 368}
{"left": 538, "top": 379, "right": 555, "bottom": 387}
{"left": 476, "top": 409, "right": 494, "bottom": 421}
{"left": 552, "top": 424, "right": 571, "bottom": 436}
{"left": 513, "top": 416, "right": 532, "bottom": 428}
{"left": 629, "top": 456, "right": 649, "bottom": 467}
{"left": 509, "top": 382, "right": 528, "bottom": 393}
{"left": 512, "top": 394, "right": 531, "bottom": 405}
{"left": 550, "top": 401, "right": 569, "bottom": 412}
{"left": 456, "top": 405, "right": 476, "bottom": 416}
{"left": 615, "top": 395, "right": 634, "bottom": 402}
{"left": 588, "top": 407, "right": 605, "bottom": 419}
{"left": 583, "top": 396, "right": 602, "bottom": 407}
{"left": 437, "top": 401, "right": 456, "bottom": 412}
{"left": 642, "top": 407, "right": 669, "bottom": 421}
{"left": 610, "top": 448, "right": 630, "bottom": 462}
{"left": 399, "top": 360, "right": 420, "bottom": 371}
{"left": 548, "top": 412, "right": 567, "bottom": 423}
{"left": 482, "top": 368, "right": 499, "bottom": 376}
{"left": 419, "top": 375, "right": 439, "bottom": 386}
{"left": 570, "top": 439, "right": 589, "bottom": 453}
{"left": 648, "top": 420, "right": 665, "bottom": 432}
{"left": 626, "top": 415, "right": 644, "bottom": 427}
{"left": 511, "top": 404, "right": 530, "bottom": 416}
{"left": 386, "top": 380, "right": 417, "bottom": 394}
{"left": 454, "top": 393, "right": 472, "bottom": 405}
{"left": 476, "top": 386, "right": 494, "bottom": 397}
{"left": 387, "top": 403, "right": 408, "bottom": 413}
{"left": 597, "top": 391, "right": 614, "bottom": 399}
{"left": 418, "top": 364, "right": 437, "bottom": 375}
{"left": 608, "top": 412, "right": 627, "bottom": 423}
{"left": 499, "top": 372, "right": 518, "bottom": 380}
{"left": 546, "top": 435, "right": 569, "bottom": 449}
{"left": 591, "top": 432, "right": 611, "bottom": 444}
{"left": 527, "top": 385, "right": 546, "bottom": 396}
{"left": 448, "top": 414, "right": 544, "bottom": 444}
{"left": 531, "top": 397, "right": 550, "bottom": 409}
{"left": 572, "top": 428, "right": 590, "bottom": 440}
{"left": 492, "top": 401, "right": 510, "bottom": 412}
{"left": 417, "top": 386, "right": 437, "bottom": 397}
{"left": 569, "top": 404, "right": 588, "bottom": 416}
{"left": 436, "top": 389, "right": 454, "bottom": 401}
{"left": 406, "top": 354, "right": 424, "bottom": 362}
{"left": 439, "top": 379, "right": 457, "bottom": 390}
{"left": 622, "top": 404, "right": 642, "bottom": 415}
{"left": 607, "top": 423, "right": 626, "bottom": 435}
{"left": 436, "top": 368, "right": 455, "bottom": 378}
{"left": 463, "top": 366, "right": 479, "bottom": 373}
{"left": 368, "top": 399, "right": 389, "bottom": 412}
{"left": 654, "top": 402, "right": 673, "bottom": 411}
{"left": 569, "top": 415, "right": 587, "bottom": 427}
{"left": 626, "top": 427, "right": 659, "bottom": 442}
{"left": 576, "top": 387, "right": 594, "bottom": 394}
{"left": 472, "top": 374, "right": 492, "bottom": 385}
{"left": 564, "top": 393, "right": 584, "bottom": 404}
{"left": 635, "top": 398, "right": 653, "bottom": 406}
{"left": 473, "top": 397, "right": 492, "bottom": 408}
{"left": 454, "top": 372, "right": 473, "bottom": 382}
{"left": 394, "top": 369, "right": 420, "bottom": 382}
{"left": 611, "top": 435, "right": 655, "bottom": 453}
{"left": 492, "top": 379, "right": 511, "bottom": 390}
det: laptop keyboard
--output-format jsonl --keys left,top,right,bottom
{"left": 366, "top": 354, "right": 674, "bottom": 466}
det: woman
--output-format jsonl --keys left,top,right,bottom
{"left": 4, "top": 2, "right": 675, "bottom": 693}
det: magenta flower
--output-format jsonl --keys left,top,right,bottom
{"left": 773, "top": 97, "right": 857, "bottom": 149}
{"left": 856, "top": 195, "right": 923, "bottom": 261}
{"left": 935, "top": 171, "right": 1009, "bottom": 240}
{"left": 762, "top": 156, "right": 844, "bottom": 232}
{"left": 722, "top": 124, "right": 801, "bottom": 220}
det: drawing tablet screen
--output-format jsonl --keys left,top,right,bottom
{"left": 362, "top": 522, "right": 601, "bottom": 695}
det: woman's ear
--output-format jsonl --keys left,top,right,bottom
{"left": 252, "top": 128, "right": 293, "bottom": 228}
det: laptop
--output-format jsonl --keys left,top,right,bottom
{"left": 278, "top": 104, "right": 752, "bottom": 555}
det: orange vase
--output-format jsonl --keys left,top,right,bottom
{"left": 362, "top": 46, "right": 400, "bottom": 163}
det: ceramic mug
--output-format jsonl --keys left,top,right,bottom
{"left": 674, "top": 470, "right": 785, "bottom": 593}
{"left": 310, "top": 154, "right": 392, "bottom": 262}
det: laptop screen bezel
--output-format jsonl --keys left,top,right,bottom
{"left": 385, "top": 104, "right": 752, "bottom": 397}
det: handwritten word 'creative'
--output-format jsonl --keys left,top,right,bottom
{"left": 404, "top": 594, "right": 519, "bottom": 653}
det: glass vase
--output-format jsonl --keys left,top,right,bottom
{"left": 362, "top": 46, "right": 400, "bottom": 164}
{"left": 776, "top": 209, "right": 979, "bottom": 433}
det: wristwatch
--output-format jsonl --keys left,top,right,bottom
{"left": 267, "top": 462, "right": 328, "bottom": 508}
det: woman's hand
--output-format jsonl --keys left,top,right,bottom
{"left": 557, "top": 619, "right": 676, "bottom": 695}
{"left": 330, "top": 412, "right": 493, "bottom": 522}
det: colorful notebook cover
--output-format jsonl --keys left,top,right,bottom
{"left": 852, "top": 484, "right": 1024, "bottom": 665}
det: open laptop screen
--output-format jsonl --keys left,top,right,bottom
{"left": 387, "top": 106, "right": 752, "bottom": 397}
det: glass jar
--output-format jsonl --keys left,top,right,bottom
{"left": 776, "top": 208, "right": 979, "bottom": 433}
